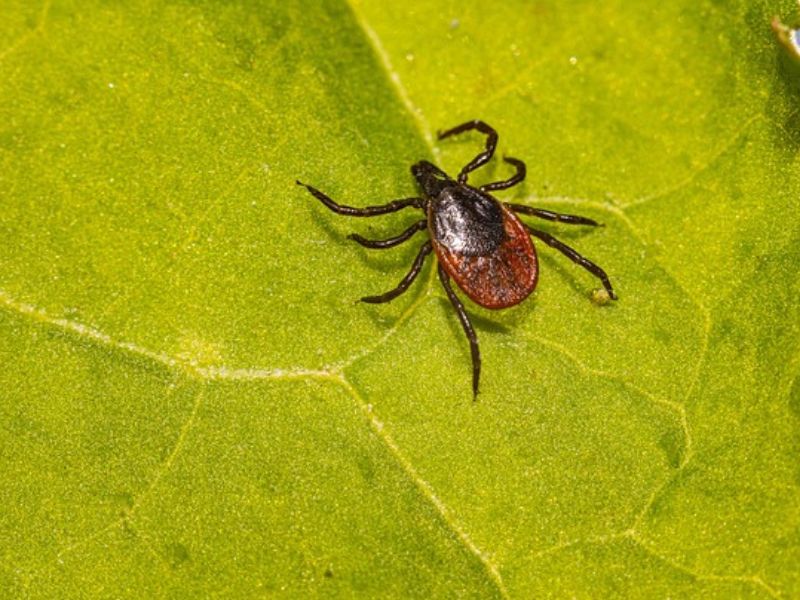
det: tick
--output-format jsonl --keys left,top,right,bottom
{"left": 297, "top": 120, "right": 617, "bottom": 398}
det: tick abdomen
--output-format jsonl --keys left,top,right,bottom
{"left": 429, "top": 186, "right": 505, "bottom": 256}
{"left": 429, "top": 186, "right": 539, "bottom": 310}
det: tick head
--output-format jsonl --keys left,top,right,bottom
{"left": 412, "top": 160, "right": 452, "bottom": 199}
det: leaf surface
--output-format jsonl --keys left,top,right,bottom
{"left": 1, "top": 0, "right": 798, "bottom": 596}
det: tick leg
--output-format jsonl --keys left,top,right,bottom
{"left": 509, "top": 204, "right": 600, "bottom": 227}
{"left": 361, "top": 241, "right": 432, "bottom": 303}
{"left": 481, "top": 157, "right": 526, "bottom": 192}
{"left": 525, "top": 226, "right": 617, "bottom": 300}
{"left": 348, "top": 220, "right": 427, "bottom": 249}
{"left": 296, "top": 181, "right": 423, "bottom": 216}
{"left": 438, "top": 264, "right": 481, "bottom": 399}
{"left": 437, "top": 120, "right": 498, "bottom": 184}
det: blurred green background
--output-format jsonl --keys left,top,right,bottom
{"left": 1, "top": 0, "right": 798, "bottom": 597}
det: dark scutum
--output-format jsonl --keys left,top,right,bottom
{"left": 429, "top": 186, "right": 505, "bottom": 256}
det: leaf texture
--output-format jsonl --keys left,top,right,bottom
{"left": 1, "top": 0, "right": 798, "bottom": 597}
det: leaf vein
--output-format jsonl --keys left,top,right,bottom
{"left": 0, "top": 287, "right": 338, "bottom": 383}
{"left": 345, "top": 0, "right": 436, "bottom": 152}
{"left": 530, "top": 530, "right": 780, "bottom": 598}
{"left": 0, "top": 289, "right": 189, "bottom": 373}
{"left": 529, "top": 530, "right": 631, "bottom": 561}
{"left": 42, "top": 386, "right": 203, "bottom": 574}
{"left": 0, "top": 0, "right": 50, "bottom": 64}
{"left": 337, "top": 377, "right": 510, "bottom": 599}
{"left": 623, "top": 114, "right": 764, "bottom": 210}
{"left": 629, "top": 532, "right": 782, "bottom": 599}
{"left": 131, "top": 387, "right": 205, "bottom": 511}
{"left": 528, "top": 334, "right": 692, "bottom": 464}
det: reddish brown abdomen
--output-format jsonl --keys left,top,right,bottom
{"left": 433, "top": 205, "right": 538, "bottom": 309}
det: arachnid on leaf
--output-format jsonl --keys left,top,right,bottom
{"left": 297, "top": 120, "right": 616, "bottom": 398}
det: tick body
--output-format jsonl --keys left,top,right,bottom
{"left": 425, "top": 173, "right": 538, "bottom": 309}
{"left": 297, "top": 120, "right": 617, "bottom": 398}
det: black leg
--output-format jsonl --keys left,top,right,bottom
{"left": 509, "top": 204, "right": 600, "bottom": 226}
{"left": 297, "top": 181, "right": 423, "bottom": 216}
{"left": 438, "top": 264, "right": 481, "bottom": 399}
{"left": 361, "top": 242, "right": 432, "bottom": 304}
{"left": 525, "top": 226, "right": 617, "bottom": 299}
{"left": 348, "top": 220, "right": 427, "bottom": 249}
{"left": 437, "top": 120, "right": 498, "bottom": 184}
{"left": 481, "top": 157, "right": 526, "bottom": 192}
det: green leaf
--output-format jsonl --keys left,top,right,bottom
{"left": 1, "top": 0, "right": 798, "bottom": 597}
